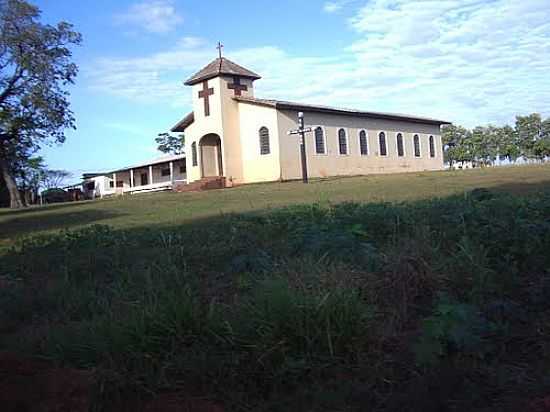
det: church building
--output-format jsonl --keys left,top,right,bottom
{"left": 171, "top": 56, "right": 451, "bottom": 187}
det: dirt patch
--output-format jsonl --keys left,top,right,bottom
{"left": 0, "top": 352, "right": 92, "bottom": 412}
{"left": 143, "top": 394, "right": 224, "bottom": 412}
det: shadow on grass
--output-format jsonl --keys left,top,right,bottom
{"left": 0, "top": 200, "right": 95, "bottom": 218}
{"left": 0, "top": 209, "right": 126, "bottom": 241}
{"left": 2, "top": 183, "right": 550, "bottom": 412}
{"left": 489, "top": 180, "right": 550, "bottom": 195}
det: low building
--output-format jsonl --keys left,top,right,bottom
{"left": 82, "top": 154, "right": 186, "bottom": 199}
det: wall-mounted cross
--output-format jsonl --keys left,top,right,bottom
{"left": 228, "top": 77, "right": 248, "bottom": 96}
{"left": 198, "top": 80, "right": 214, "bottom": 117}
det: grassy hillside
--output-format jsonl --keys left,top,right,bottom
{"left": 2, "top": 164, "right": 550, "bottom": 250}
{"left": 1, "top": 165, "right": 550, "bottom": 411}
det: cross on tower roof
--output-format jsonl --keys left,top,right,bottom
{"left": 216, "top": 41, "right": 224, "bottom": 59}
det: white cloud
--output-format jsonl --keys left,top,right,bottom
{"left": 91, "top": 0, "right": 550, "bottom": 128}
{"left": 323, "top": 0, "right": 353, "bottom": 13}
{"left": 345, "top": 0, "right": 550, "bottom": 126}
{"left": 114, "top": 0, "right": 183, "bottom": 34}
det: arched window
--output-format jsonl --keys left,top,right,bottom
{"left": 429, "top": 135, "right": 435, "bottom": 158}
{"left": 379, "top": 132, "right": 387, "bottom": 156}
{"left": 314, "top": 127, "right": 325, "bottom": 154}
{"left": 259, "top": 127, "right": 270, "bottom": 155}
{"left": 414, "top": 134, "right": 421, "bottom": 157}
{"left": 396, "top": 133, "right": 404, "bottom": 157}
{"left": 338, "top": 129, "right": 348, "bottom": 155}
{"left": 359, "top": 130, "right": 368, "bottom": 155}
{"left": 191, "top": 142, "right": 198, "bottom": 166}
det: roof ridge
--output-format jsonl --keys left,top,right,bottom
{"left": 184, "top": 57, "right": 261, "bottom": 86}
{"left": 233, "top": 96, "right": 450, "bottom": 125}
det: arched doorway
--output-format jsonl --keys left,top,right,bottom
{"left": 199, "top": 134, "right": 223, "bottom": 177}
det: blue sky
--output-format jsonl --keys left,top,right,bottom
{"left": 35, "top": 0, "right": 550, "bottom": 180}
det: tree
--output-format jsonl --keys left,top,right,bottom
{"left": 156, "top": 132, "right": 185, "bottom": 155}
{"left": 542, "top": 117, "right": 550, "bottom": 140}
{"left": 533, "top": 138, "right": 550, "bottom": 159}
{"left": 515, "top": 114, "right": 543, "bottom": 159}
{"left": 0, "top": 0, "right": 81, "bottom": 208}
{"left": 40, "top": 168, "right": 71, "bottom": 190}
{"left": 18, "top": 155, "right": 45, "bottom": 204}
{"left": 442, "top": 125, "right": 471, "bottom": 167}
{"left": 495, "top": 125, "right": 520, "bottom": 161}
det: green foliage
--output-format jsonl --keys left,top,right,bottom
{"left": 443, "top": 113, "right": 550, "bottom": 167}
{"left": 0, "top": 0, "right": 81, "bottom": 208}
{"left": 534, "top": 137, "right": 550, "bottom": 159}
{"left": 155, "top": 132, "right": 185, "bottom": 155}
{"left": 234, "top": 277, "right": 373, "bottom": 361}
{"left": 442, "top": 124, "right": 472, "bottom": 165}
{"left": 414, "top": 294, "right": 495, "bottom": 366}
{"left": 3, "top": 188, "right": 550, "bottom": 410}
{"left": 515, "top": 113, "right": 543, "bottom": 158}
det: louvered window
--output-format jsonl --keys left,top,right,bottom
{"left": 191, "top": 142, "right": 198, "bottom": 166}
{"left": 259, "top": 127, "right": 270, "bottom": 155}
{"left": 315, "top": 127, "right": 325, "bottom": 154}
{"left": 338, "top": 129, "right": 348, "bottom": 155}
{"left": 397, "top": 133, "right": 404, "bottom": 157}
{"left": 359, "top": 130, "right": 368, "bottom": 155}
{"left": 379, "top": 132, "right": 387, "bottom": 156}
{"left": 414, "top": 134, "right": 421, "bottom": 157}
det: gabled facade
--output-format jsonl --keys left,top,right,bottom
{"left": 172, "top": 57, "right": 451, "bottom": 186}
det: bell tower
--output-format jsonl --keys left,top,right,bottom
{"left": 182, "top": 52, "right": 262, "bottom": 184}
{"left": 184, "top": 54, "right": 261, "bottom": 121}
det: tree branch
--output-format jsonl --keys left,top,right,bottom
{"left": 0, "top": 65, "right": 23, "bottom": 105}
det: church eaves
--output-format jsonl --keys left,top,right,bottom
{"left": 171, "top": 112, "right": 194, "bottom": 133}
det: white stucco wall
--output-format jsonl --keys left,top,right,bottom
{"left": 237, "top": 103, "right": 281, "bottom": 183}
{"left": 276, "top": 109, "right": 444, "bottom": 181}
{"left": 184, "top": 77, "right": 226, "bottom": 184}
{"left": 184, "top": 76, "right": 258, "bottom": 185}
{"left": 176, "top": 70, "right": 445, "bottom": 186}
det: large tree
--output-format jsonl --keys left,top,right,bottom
{"left": 442, "top": 124, "right": 471, "bottom": 167}
{"left": 495, "top": 125, "right": 520, "bottom": 161}
{"left": 515, "top": 113, "right": 544, "bottom": 159}
{"left": 0, "top": 0, "right": 81, "bottom": 208}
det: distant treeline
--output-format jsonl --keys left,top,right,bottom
{"left": 442, "top": 113, "right": 550, "bottom": 167}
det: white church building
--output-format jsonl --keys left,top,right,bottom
{"left": 171, "top": 56, "right": 450, "bottom": 188}
{"left": 83, "top": 56, "right": 450, "bottom": 196}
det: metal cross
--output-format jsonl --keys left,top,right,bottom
{"left": 228, "top": 76, "right": 248, "bottom": 96}
{"left": 288, "top": 112, "right": 313, "bottom": 183}
{"left": 198, "top": 80, "right": 214, "bottom": 117}
{"left": 217, "top": 41, "right": 224, "bottom": 59}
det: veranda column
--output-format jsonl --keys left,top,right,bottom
{"left": 169, "top": 161, "right": 174, "bottom": 183}
{"left": 112, "top": 173, "right": 116, "bottom": 191}
{"left": 130, "top": 169, "right": 134, "bottom": 188}
{"left": 149, "top": 165, "right": 153, "bottom": 185}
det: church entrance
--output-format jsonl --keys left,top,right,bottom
{"left": 199, "top": 134, "right": 223, "bottom": 177}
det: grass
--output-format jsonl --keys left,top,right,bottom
{"left": 1, "top": 164, "right": 550, "bottom": 411}
{"left": 1, "top": 164, "right": 550, "bottom": 251}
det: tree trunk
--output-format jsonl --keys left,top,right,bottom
{"left": 0, "top": 157, "right": 25, "bottom": 208}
